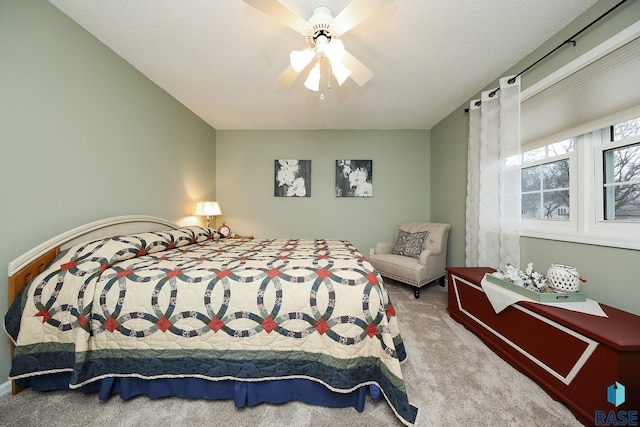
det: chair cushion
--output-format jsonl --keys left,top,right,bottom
{"left": 368, "top": 254, "right": 430, "bottom": 286}
{"left": 392, "top": 230, "right": 427, "bottom": 258}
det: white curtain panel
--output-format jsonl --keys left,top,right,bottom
{"left": 466, "top": 76, "right": 521, "bottom": 270}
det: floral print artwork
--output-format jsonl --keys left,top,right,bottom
{"left": 335, "top": 160, "right": 373, "bottom": 197}
{"left": 275, "top": 159, "right": 311, "bottom": 197}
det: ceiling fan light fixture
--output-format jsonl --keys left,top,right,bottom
{"left": 245, "top": 0, "right": 385, "bottom": 91}
{"left": 290, "top": 48, "right": 315, "bottom": 72}
{"left": 331, "top": 60, "right": 351, "bottom": 86}
{"left": 304, "top": 62, "right": 321, "bottom": 91}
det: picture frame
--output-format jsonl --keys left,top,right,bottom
{"left": 274, "top": 159, "right": 311, "bottom": 197}
{"left": 335, "top": 160, "right": 373, "bottom": 197}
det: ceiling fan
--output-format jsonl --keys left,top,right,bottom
{"left": 244, "top": 0, "right": 392, "bottom": 92}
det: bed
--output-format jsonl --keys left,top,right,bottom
{"left": 5, "top": 215, "right": 417, "bottom": 426}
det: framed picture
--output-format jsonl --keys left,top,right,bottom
{"left": 274, "top": 159, "right": 311, "bottom": 197}
{"left": 335, "top": 160, "right": 373, "bottom": 197}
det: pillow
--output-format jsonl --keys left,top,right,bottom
{"left": 392, "top": 230, "right": 427, "bottom": 258}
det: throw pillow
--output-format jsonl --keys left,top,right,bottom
{"left": 392, "top": 230, "right": 427, "bottom": 258}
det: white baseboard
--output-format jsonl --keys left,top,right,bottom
{"left": 0, "top": 380, "right": 12, "bottom": 396}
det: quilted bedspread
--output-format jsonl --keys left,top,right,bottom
{"left": 8, "top": 226, "right": 417, "bottom": 425}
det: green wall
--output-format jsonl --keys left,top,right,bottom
{"left": 216, "top": 130, "right": 431, "bottom": 254}
{"left": 0, "top": 1, "right": 216, "bottom": 385}
{"left": 430, "top": 109, "right": 469, "bottom": 269}
{"left": 431, "top": 0, "right": 640, "bottom": 315}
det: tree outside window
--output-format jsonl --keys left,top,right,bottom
{"left": 604, "top": 117, "right": 640, "bottom": 221}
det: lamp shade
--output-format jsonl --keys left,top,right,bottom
{"left": 290, "top": 48, "right": 315, "bottom": 72}
{"left": 194, "top": 201, "right": 222, "bottom": 217}
{"left": 330, "top": 60, "right": 352, "bottom": 86}
{"left": 324, "top": 39, "right": 345, "bottom": 63}
{"left": 304, "top": 62, "right": 321, "bottom": 91}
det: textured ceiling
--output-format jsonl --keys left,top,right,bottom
{"left": 48, "top": 0, "right": 598, "bottom": 130}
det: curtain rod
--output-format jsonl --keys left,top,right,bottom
{"left": 464, "top": 0, "right": 629, "bottom": 112}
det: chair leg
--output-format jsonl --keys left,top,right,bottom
{"left": 414, "top": 288, "right": 420, "bottom": 299}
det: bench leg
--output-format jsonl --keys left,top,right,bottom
{"left": 414, "top": 288, "right": 420, "bottom": 299}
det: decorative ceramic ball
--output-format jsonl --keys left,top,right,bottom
{"left": 547, "top": 264, "right": 580, "bottom": 292}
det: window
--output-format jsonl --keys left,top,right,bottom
{"left": 521, "top": 116, "right": 640, "bottom": 249}
{"left": 518, "top": 30, "right": 640, "bottom": 249}
{"left": 520, "top": 139, "right": 574, "bottom": 220}
{"left": 602, "top": 117, "right": 640, "bottom": 222}
{"left": 521, "top": 159, "right": 571, "bottom": 219}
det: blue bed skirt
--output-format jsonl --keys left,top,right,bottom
{"left": 16, "top": 374, "right": 382, "bottom": 411}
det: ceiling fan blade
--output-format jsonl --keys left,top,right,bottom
{"left": 243, "top": 0, "right": 310, "bottom": 35}
{"left": 342, "top": 50, "right": 373, "bottom": 87}
{"left": 331, "top": 0, "right": 393, "bottom": 35}
{"left": 276, "top": 65, "right": 300, "bottom": 87}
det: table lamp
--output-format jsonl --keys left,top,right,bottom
{"left": 194, "top": 201, "right": 222, "bottom": 228}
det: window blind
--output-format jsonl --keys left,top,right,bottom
{"left": 521, "top": 34, "right": 640, "bottom": 147}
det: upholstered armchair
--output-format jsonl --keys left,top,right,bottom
{"left": 368, "top": 222, "right": 451, "bottom": 298}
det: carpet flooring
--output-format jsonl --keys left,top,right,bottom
{"left": 0, "top": 280, "right": 583, "bottom": 426}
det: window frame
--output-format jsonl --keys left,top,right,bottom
{"left": 520, "top": 153, "right": 574, "bottom": 221}
{"left": 592, "top": 134, "right": 640, "bottom": 241}
{"left": 521, "top": 127, "right": 640, "bottom": 250}
{"left": 520, "top": 149, "right": 578, "bottom": 238}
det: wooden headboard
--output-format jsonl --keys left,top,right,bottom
{"left": 8, "top": 247, "right": 60, "bottom": 313}
{"left": 6, "top": 215, "right": 179, "bottom": 394}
